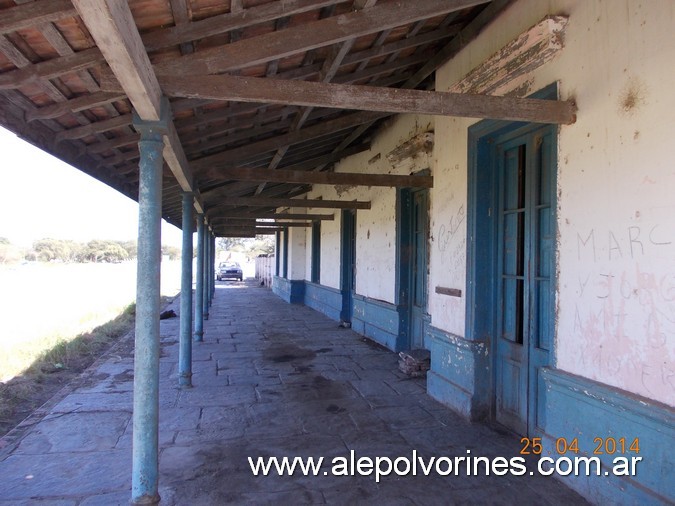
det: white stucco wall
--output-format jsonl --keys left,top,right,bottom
{"left": 304, "top": 114, "right": 434, "bottom": 302}
{"left": 288, "top": 223, "right": 306, "bottom": 280}
{"left": 433, "top": 0, "right": 675, "bottom": 405}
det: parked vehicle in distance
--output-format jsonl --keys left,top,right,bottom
{"left": 217, "top": 262, "right": 243, "bottom": 281}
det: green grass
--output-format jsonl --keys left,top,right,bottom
{"left": 27, "top": 302, "right": 136, "bottom": 376}
{"left": 0, "top": 296, "right": 174, "bottom": 437}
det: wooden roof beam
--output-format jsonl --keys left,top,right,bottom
{"left": 161, "top": 73, "right": 577, "bottom": 125}
{"left": 153, "top": 0, "right": 488, "bottom": 76}
{"left": 206, "top": 197, "right": 370, "bottom": 216}
{"left": 209, "top": 167, "right": 433, "bottom": 188}
{"left": 210, "top": 213, "right": 335, "bottom": 221}
{"left": 213, "top": 221, "right": 314, "bottom": 228}
{"left": 0, "top": 0, "right": 77, "bottom": 36}
{"left": 0, "top": 47, "right": 104, "bottom": 90}
{"left": 27, "top": 92, "right": 126, "bottom": 122}
{"left": 142, "top": 0, "right": 339, "bottom": 52}
{"left": 216, "top": 229, "right": 277, "bottom": 236}
{"left": 72, "top": 0, "right": 200, "bottom": 213}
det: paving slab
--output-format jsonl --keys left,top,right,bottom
{"left": 0, "top": 280, "right": 588, "bottom": 505}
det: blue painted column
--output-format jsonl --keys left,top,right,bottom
{"left": 131, "top": 102, "right": 169, "bottom": 505}
{"left": 178, "top": 192, "right": 193, "bottom": 389}
{"left": 194, "top": 215, "right": 205, "bottom": 342}
{"left": 210, "top": 234, "right": 216, "bottom": 299}
{"left": 203, "top": 227, "right": 210, "bottom": 320}
{"left": 275, "top": 231, "right": 280, "bottom": 276}
{"left": 207, "top": 232, "right": 214, "bottom": 306}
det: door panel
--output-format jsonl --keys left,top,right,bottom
{"left": 410, "top": 189, "right": 429, "bottom": 348}
{"left": 494, "top": 128, "right": 555, "bottom": 436}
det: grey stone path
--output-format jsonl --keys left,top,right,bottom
{"left": 0, "top": 281, "right": 586, "bottom": 505}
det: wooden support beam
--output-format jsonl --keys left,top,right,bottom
{"left": 214, "top": 222, "right": 314, "bottom": 229}
{"left": 209, "top": 167, "right": 433, "bottom": 188}
{"left": 207, "top": 197, "right": 371, "bottom": 214}
{"left": 215, "top": 227, "right": 279, "bottom": 234}
{"left": 0, "top": 0, "right": 77, "bottom": 36}
{"left": 153, "top": 0, "right": 487, "bottom": 76}
{"left": 72, "top": 0, "right": 197, "bottom": 206}
{"left": 160, "top": 73, "right": 576, "bottom": 125}
{"left": 210, "top": 213, "right": 334, "bottom": 221}
{"left": 256, "top": 222, "right": 313, "bottom": 227}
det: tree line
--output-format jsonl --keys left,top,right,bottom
{"left": 0, "top": 237, "right": 181, "bottom": 264}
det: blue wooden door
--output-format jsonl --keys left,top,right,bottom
{"left": 340, "top": 210, "right": 356, "bottom": 323}
{"left": 495, "top": 127, "right": 554, "bottom": 435}
{"left": 410, "top": 189, "right": 429, "bottom": 348}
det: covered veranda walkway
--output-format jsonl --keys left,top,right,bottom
{"left": 0, "top": 280, "right": 584, "bottom": 505}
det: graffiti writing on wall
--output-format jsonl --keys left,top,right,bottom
{"left": 577, "top": 225, "right": 672, "bottom": 262}
{"left": 437, "top": 205, "right": 465, "bottom": 253}
{"left": 570, "top": 223, "right": 674, "bottom": 404}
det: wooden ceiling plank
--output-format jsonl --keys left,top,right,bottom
{"left": 275, "top": 25, "right": 456, "bottom": 82}
{"left": 0, "top": 0, "right": 77, "bottom": 36}
{"left": 193, "top": 111, "right": 387, "bottom": 172}
{"left": 56, "top": 113, "right": 132, "bottom": 143}
{"left": 208, "top": 167, "right": 433, "bottom": 188}
{"left": 153, "top": 0, "right": 488, "bottom": 75}
{"left": 87, "top": 133, "right": 139, "bottom": 154}
{"left": 278, "top": 143, "right": 370, "bottom": 172}
{"left": 0, "top": 47, "right": 104, "bottom": 91}
{"left": 255, "top": 29, "right": 361, "bottom": 194}
{"left": 142, "top": 0, "right": 338, "bottom": 52}
{"left": 159, "top": 73, "right": 577, "bottom": 125}
{"left": 26, "top": 91, "right": 125, "bottom": 121}
{"left": 21, "top": 14, "right": 134, "bottom": 157}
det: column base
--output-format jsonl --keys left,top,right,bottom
{"left": 178, "top": 373, "right": 192, "bottom": 389}
{"left": 193, "top": 331, "right": 203, "bottom": 342}
{"left": 131, "top": 492, "right": 161, "bottom": 505}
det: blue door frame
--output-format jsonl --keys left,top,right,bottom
{"left": 467, "top": 84, "right": 558, "bottom": 436}
{"left": 340, "top": 210, "right": 356, "bottom": 323}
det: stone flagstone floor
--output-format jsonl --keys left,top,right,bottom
{"left": 0, "top": 280, "right": 587, "bottom": 505}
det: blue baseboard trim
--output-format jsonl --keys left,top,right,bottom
{"left": 304, "top": 281, "right": 343, "bottom": 321}
{"left": 272, "top": 276, "right": 305, "bottom": 304}
{"left": 426, "top": 325, "right": 489, "bottom": 421}
{"left": 352, "top": 294, "right": 406, "bottom": 351}
{"left": 540, "top": 368, "right": 674, "bottom": 505}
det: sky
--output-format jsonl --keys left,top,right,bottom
{"left": 0, "top": 126, "right": 184, "bottom": 248}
